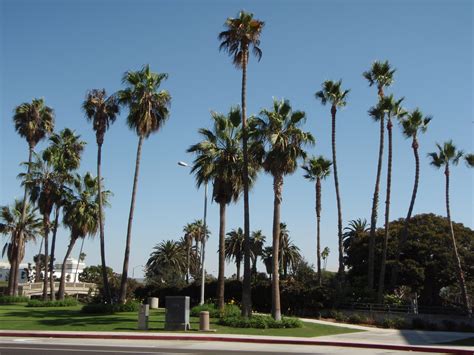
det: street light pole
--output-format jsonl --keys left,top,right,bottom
{"left": 178, "top": 161, "right": 208, "bottom": 305}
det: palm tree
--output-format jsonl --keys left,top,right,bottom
{"left": 1, "top": 201, "right": 42, "bottom": 283}
{"left": 391, "top": 109, "right": 431, "bottom": 287}
{"left": 250, "top": 230, "right": 266, "bottom": 279}
{"left": 376, "top": 95, "right": 406, "bottom": 302}
{"left": 83, "top": 89, "right": 119, "bottom": 303}
{"left": 22, "top": 154, "right": 62, "bottom": 300}
{"left": 219, "top": 11, "right": 264, "bottom": 317}
{"left": 225, "top": 228, "right": 245, "bottom": 281}
{"left": 11, "top": 98, "right": 54, "bottom": 295}
{"left": 315, "top": 80, "right": 349, "bottom": 278}
{"left": 146, "top": 240, "right": 186, "bottom": 282}
{"left": 278, "top": 223, "right": 301, "bottom": 278}
{"left": 465, "top": 154, "right": 474, "bottom": 167}
{"left": 117, "top": 64, "right": 171, "bottom": 304}
{"left": 428, "top": 141, "right": 471, "bottom": 315}
{"left": 261, "top": 246, "right": 273, "bottom": 278}
{"left": 188, "top": 107, "right": 256, "bottom": 312}
{"left": 363, "top": 60, "right": 395, "bottom": 290}
{"left": 42, "top": 128, "right": 85, "bottom": 300}
{"left": 181, "top": 226, "right": 195, "bottom": 284}
{"left": 302, "top": 156, "right": 332, "bottom": 285}
{"left": 59, "top": 173, "right": 104, "bottom": 300}
{"left": 321, "top": 247, "right": 330, "bottom": 270}
{"left": 343, "top": 219, "right": 369, "bottom": 264}
{"left": 254, "top": 98, "right": 314, "bottom": 320}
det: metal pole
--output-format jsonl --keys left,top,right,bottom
{"left": 200, "top": 182, "right": 208, "bottom": 305}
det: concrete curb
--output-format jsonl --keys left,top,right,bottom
{"left": 0, "top": 331, "right": 471, "bottom": 354}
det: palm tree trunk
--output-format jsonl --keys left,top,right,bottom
{"left": 331, "top": 106, "right": 344, "bottom": 277}
{"left": 97, "top": 143, "right": 112, "bottom": 303}
{"left": 42, "top": 214, "right": 50, "bottom": 301}
{"left": 377, "top": 118, "right": 393, "bottom": 302}
{"left": 119, "top": 135, "right": 144, "bottom": 304}
{"left": 445, "top": 164, "right": 471, "bottom": 316}
{"left": 316, "top": 178, "right": 322, "bottom": 286}
{"left": 7, "top": 238, "right": 18, "bottom": 296}
{"left": 186, "top": 243, "right": 190, "bottom": 284}
{"left": 271, "top": 174, "right": 283, "bottom": 321}
{"left": 241, "top": 49, "right": 252, "bottom": 318}
{"left": 49, "top": 205, "right": 60, "bottom": 301}
{"left": 236, "top": 258, "right": 241, "bottom": 281}
{"left": 368, "top": 116, "right": 384, "bottom": 290}
{"left": 10, "top": 146, "right": 34, "bottom": 296}
{"left": 217, "top": 202, "right": 226, "bottom": 313}
{"left": 34, "top": 239, "right": 43, "bottom": 283}
{"left": 74, "top": 237, "right": 85, "bottom": 282}
{"left": 391, "top": 136, "right": 419, "bottom": 288}
{"left": 58, "top": 237, "right": 76, "bottom": 300}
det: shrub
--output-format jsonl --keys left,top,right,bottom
{"left": 26, "top": 298, "right": 79, "bottom": 307}
{"left": 412, "top": 318, "right": 426, "bottom": 329}
{"left": 334, "top": 311, "right": 347, "bottom": 322}
{"left": 81, "top": 301, "right": 140, "bottom": 314}
{"left": 0, "top": 296, "right": 29, "bottom": 304}
{"left": 190, "top": 303, "right": 240, "bottom": 318}
{"left": 218, "top": 315, "right": 302, "bottom": 329}
{"left": 380, "top": 316, "right": 407, "bottom": 329}
{"left": 347, "top": 314, "right": 364, "bottom": 324}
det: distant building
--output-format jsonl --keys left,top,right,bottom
{"left": 53, "top": 257, "right": 86, "bottom": 282}
{"left": 0, "top": 261, "right": 30, "bottom": 283}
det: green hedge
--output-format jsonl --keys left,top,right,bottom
{"left": 218, "top": 315, "right": 302, "bottom": 329}
{"left": 81, "top": 301, "right": 141, "bottom": 314}
{"left": 190, "top": 303, "right": 240, "bottom": 318}
{"left": 26, "top": 298, "right": 79, "bottom": 307}
{"left": 0, "top": 296, "right": 29, "bottom": 304}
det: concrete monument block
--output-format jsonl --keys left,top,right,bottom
{"left": 147, "top": 297, "right": 159, "bottom": 309}
{"left": 137, "top": 304, "right": 149, "bottom": 330}
{"left": 165, "top": 296, "right": 190, "bottom": 330}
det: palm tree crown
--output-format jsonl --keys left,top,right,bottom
{"left": 465, "top": 154, "right": 474, "bottom": 167}
{"left": 225, "top": 228, "right": 245, "bottom": 265}
{"left": 302, "top": 156, "right": 332, "bottom": 181}
{"left": 118, "top": 64, "right": 171, "bottom": 138}
{"left": 43, "top": 129, "right": 85, "bottom": 176}
{"left": 83, "top": 89, "right": 120, "bottom": 145}
{"left": 146, "top": 240, "right": 185, "bottom": 276}
{"left": 13, "top": 98, "right": 55, "bottom": 149}
{"left": 363, "top": 60, "right": 396, "bottom": 96}
{"left": 428, "top": 141, "right": 464, "bottom": 169}
{"left": 218, "top": 11, "right": 264, "bottom": 67}
{"left": 315, "top": 80, "right": 350, "bottom": 108}
{"left": 400, "top": 109, "right": 431, "bottom": 139}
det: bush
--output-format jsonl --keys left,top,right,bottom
{"left": 412, "top": 318, "right": 426, "bottom": 329}
{"left": 347, "top": 314, "right": 364, "bottom": 324}
{"left": 26, "top": 298, "right": 79, "bottom": 307}
{"left": 334, "top": 311, "right": 347, "bottom": 322}
{"left": 0, "top": 296, "right": 29, "bottom": 304}
{"left": 218, "top": 315, "right": 302, "bottom": 329}
{"left": 81, "top": 301, "right": 140, "bottom": 314}
{"left": 380, "top": 316, "right": 407, "bottom": 329}
{"left": 190, "top": 303, "right": 240, "bottom": 318}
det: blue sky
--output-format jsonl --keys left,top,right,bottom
{"left": 1, "top": 0, "right": 472, "bottom": 279}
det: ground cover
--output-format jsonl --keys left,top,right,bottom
{"left": 0, "top": 304, "right": 360, "bottom": 337}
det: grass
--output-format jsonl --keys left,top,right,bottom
{"left": 440, "top": 337, "right": 474, "bottom": 346}
{"left": 0, "top": 303, "right": 360, "bottom": 337}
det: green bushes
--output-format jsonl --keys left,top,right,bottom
{"left": 26, "top": 298, "right": 79, "bottom": 307}
{"left": 190, "top": 303, "right": 240, "bottom": 318}
{"left": 380, "top": 316, "right": 407, "bottom": 329}
{"left": 218, "top": 315, "right": 302, "bottom": 329}
{"left": 0, "top": 296, "right": 29, "bottom": 304}
{"left": 81, "top": 301, "right": 140, "bottom": 314}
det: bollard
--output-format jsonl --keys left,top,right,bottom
{"left": 199, "top": 311, "right": 210, "bottom": 332}
{"left": 137, "top": 304, "right": 149, "bottom": 330}
{"left": 148, "top": 297, "right": 159, "bottom": 309}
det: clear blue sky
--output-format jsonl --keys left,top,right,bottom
{"left": 1, "top": 0, "right": 472, "bottom": 279}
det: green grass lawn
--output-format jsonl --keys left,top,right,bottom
{"left": 0, "top": 303, "right": 360, "bottom": 337}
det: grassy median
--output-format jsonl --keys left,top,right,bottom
{"left": 0, "top": 303, "right": 360, "bottom": 337}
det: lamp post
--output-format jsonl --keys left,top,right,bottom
{"left": 178, "top": 161, "right": 208, "bottom": 305}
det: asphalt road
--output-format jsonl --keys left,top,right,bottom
{"left": 0, "top": 338, "right": 443, "bottom": 355}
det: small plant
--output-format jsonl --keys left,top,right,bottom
{"left": 26, "top": 298, "right": 79, "bottom": 307}
{"left": 0, "top": 296, "right": 29, "bottom": 304}
{"left": 380, "top": 316, "right": 407, "bottom": 329}
{"left": 347, "top": 314, "right": 363, "bottom": 324}
{"left": 334, "top": 311, "right": 347, "bottom": 322}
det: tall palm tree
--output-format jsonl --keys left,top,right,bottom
{"left": 1, "top": 201, "right": 42, "bottom": 282}
{"left": 278, "top": 223, "right": 301, "bottom": 278}
{"left": 302, "top": 156, "right": 332, "bottom": 285}
{"left": 146, "top": 240, "right": 186, "bottom": 282}
{"left": 225, "top": 228, "right": 245, "bottom": 281}
{"left": 181, "top": 226, "right": 195, "bottom": 284}
{"left": 83, "top": 89, "right": 119, "bottom": 303}
{"left": 22, "top": 154, "right": 62, "bottom": 300}
{"left": 465, "top": 154, "right": 474, "bottom": 167}
{"left": 117, "top": 64, "right": 171, "bottom": 304}
{"left": 321, "top": 247, "right": 330, "bottom": 270}
{"left": 428, "top": 141, "right": 471, "bottom": 315}
{"left": 376, "top": 95, "right": 406, "bottom": 302}
{"left": 391, "top": 109, "right": 431, "bottom": 287}
{"left": 59, "top": 173, "right": 104, "bottom": 300}
{"left": 250, "top": 230, "right": 266, "bottom": 279}
{"left": 219, "top": 11, "right": 264, "bottom": 317}
{"left": 343, "top": 219, "right": 369, "bottom": 263}
{"left": 363, "top": 60, "right": 395, "bottom": 290}
{"left": 315, "top": 80, "right": 349, "bottom": 277}
{"left": 42, "top": 128, "right": 85, "bottom": 300}
{"left": 254, "top": 98, "right": 314, "bottom": 320}
{"left": 261, "top": 246, "right": 273, "bottom": 278}
{"left": 187, "top": 107, "right": 257, "bottom": 312}
{"left": 11, "top": 98, "right": 54, "bottom": 295}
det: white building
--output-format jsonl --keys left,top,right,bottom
{"left": 0, "top": 261, "right": 30, "bottom": 283}
{"left": 53, "top": 257, "right": 86, "bottom": 282}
